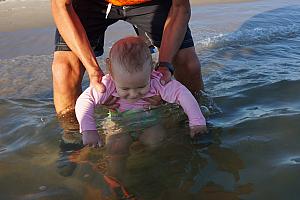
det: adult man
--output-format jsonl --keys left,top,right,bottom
{"left": 51, "top": 0, "right": 204, "bottom": 116}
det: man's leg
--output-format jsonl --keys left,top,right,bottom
{"left": 52, "top": 51, "right": 85, "bottom": 115}
{"left": 173, "top": 46, "right": 204, "bottom": 94}
{"left": 52, "top": 51, "right": 86, "bottom": 176}
{"left": 52, "top": 50, "right": 85, "bottom": 141}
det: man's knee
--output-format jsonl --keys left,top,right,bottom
{"left": 173, "top": 47, "right": 204, "bottom": 92}
{"left": 52, "top": 52, "right": 85, "bottom": 114}
{"left": 52, "top": 59, "right": 70, "bottom": 85}
{"left": 52, "top": 52, "right": 84, "bottom": 92}
{"left": 174, "top": 47, "right": 201, "bottom": 72}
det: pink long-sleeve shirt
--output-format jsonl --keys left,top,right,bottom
{"left": 75, "top": 71, "right": 206, "bottom": 133}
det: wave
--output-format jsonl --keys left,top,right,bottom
{"left": 211, "top": 79, "right": 300, "bottom": 128}
{"left": 0, "top": 98, "right": 57, "bottom": 157}
{"left": 197, "top": 6, "right": 300, "bottom": 49}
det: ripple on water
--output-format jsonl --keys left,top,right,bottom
{"left": 276, "top": 156, "right": 300, "bottom": 166}
{"left": 0, "top": 146, "right": 7, "bottom": 153}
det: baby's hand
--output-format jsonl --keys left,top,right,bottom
{"left": 82, "top": 130, "right": 103, "bottom": 148}
{"left": 190, "top": 125, "right": 208, "bottom": 138}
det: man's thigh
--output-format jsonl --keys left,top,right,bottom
{"left": 55, "top": 0, "right": 118, "bottom": 57}
{"left": 125, "top": 1, "right": 194, "bottom": 49}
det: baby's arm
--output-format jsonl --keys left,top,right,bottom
{"left": 75, "top": 85, "right": 111, "bottom": 147}
{"left": 157, "top": 80, "right": 207, "bottom": 137}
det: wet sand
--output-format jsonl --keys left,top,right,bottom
{"left": 0, "top": 0, "right": 255, "bottom": 59}
{"left": 0, "top": 0, "right": 254, "bottom": 32}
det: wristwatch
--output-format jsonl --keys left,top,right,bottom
{"left": 155, "top": 61, "right": 175, "bottom": 75}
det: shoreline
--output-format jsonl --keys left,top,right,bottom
{"left": 0, "top": 0, "right": 254, "bottom": 32}
{"left": 0, "top": 0, "right": 255, "bottom": 58}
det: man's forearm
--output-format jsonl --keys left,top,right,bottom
{"left": 159, "top": 0, "right": 191, "bottom": 63}
{"left": 51, "top": 0, "right": 102, "bottom": 76}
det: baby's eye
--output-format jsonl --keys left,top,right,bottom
{"left": 121, "top": 88, "right": 129, "bottom": 91}
{"left": 138, "top": 85, "right": 147, "bottom": 89}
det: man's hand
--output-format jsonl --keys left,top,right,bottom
{"left": 190, "top": 125, "right": 208, "bottom": 138}
{"left": 82, "top": 130, "right": 103, "bottom": 148}
{"left": 157, "top": 66, "right": 172, "bottom": 85}
{"left": 89, "top": 70, "right": 106, "bottom": 93}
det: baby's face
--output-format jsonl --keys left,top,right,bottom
{"left": 112, "top": 66, "right": 151, "bottom": 103}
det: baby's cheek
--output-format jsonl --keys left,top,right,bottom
{"left": 116, "top": 90, "right": 127, "bottom": 98}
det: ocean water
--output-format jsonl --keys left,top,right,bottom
{"left": 1, "top": 0, "right": 300, "bottom": 199}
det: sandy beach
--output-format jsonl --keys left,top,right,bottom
{"left": 0, "top": 0, "right": 254, "bottom": 59}
{"left": 0, "top": 0, "right": 254, "bottom": 32}
{"left": 0, "top": 0, "right": 53, "bottom": 32}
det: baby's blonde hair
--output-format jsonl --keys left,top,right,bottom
{"left": 109, "top": 36, "right": 152, "bottom": 73}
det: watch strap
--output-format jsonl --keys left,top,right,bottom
{"left": 155, "top": 62, "right": 175, "bottom": 75}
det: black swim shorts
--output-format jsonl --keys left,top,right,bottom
{"left": 55, "top": 0, "right": 194, "bottom": 57}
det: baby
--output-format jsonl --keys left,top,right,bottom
{"left": 75, "top": 36, "right": 207, "bottom": 148}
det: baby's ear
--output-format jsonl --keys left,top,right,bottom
{"left": 106, "top": 58, "right": 112, "bottom": 73}
{"left": 105, "top": 58, "right": 111, "bottom": 66}
{"left": 151, "top": 61, "right": 155, "bottom": 70}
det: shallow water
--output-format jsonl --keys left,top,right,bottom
{"left": 1, "top": 0, "right": 300, "bottom": 199}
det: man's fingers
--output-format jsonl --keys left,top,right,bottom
{"left": 93, "top": 81, "right": 106, "bottom": 93}
{"left": 160, "top": 76, "right": 169, "bottom": 85}
{"left": 89, "top": 70, "right": 106, "bottom": 92}
{"left": 159, "top": 70, "right": 172, "bottom": 85}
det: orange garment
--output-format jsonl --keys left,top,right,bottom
{"left": 106, "top": 0, "right": 151, "bottom": 6}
